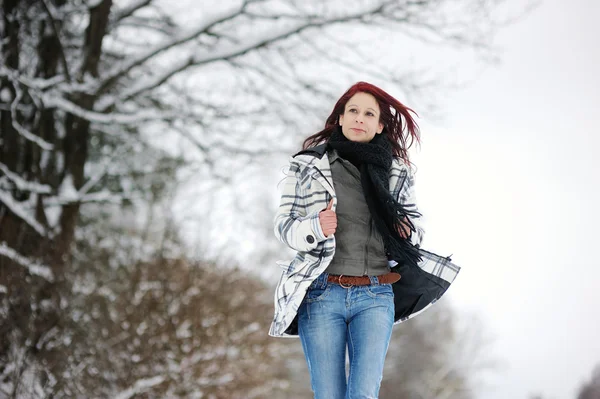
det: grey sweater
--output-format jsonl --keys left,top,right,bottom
{"left": 325, "top": 149, "right": 390, "bottom": 277}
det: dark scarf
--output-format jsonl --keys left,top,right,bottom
{"left": 327, "top": 127, "right": 422, "bottom": 268}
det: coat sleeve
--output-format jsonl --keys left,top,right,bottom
{"left": 273, "top": 160, "right": 328, "bottom": 252}
{"left": 398, "top": 165, "right": 425, "bottom": 247}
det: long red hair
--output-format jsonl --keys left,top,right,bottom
{"left": 302, "top": 82, "right": 420, "bottom": 166}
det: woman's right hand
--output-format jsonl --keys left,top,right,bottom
{"left": 319, "top": 199, "right": 337, "bottom": 236}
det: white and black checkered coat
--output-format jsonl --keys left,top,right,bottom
{"left": 269, "top": 144, "right": 460, "bottom": 338}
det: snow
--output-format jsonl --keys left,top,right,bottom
{"left": 0, "top": 66, "right": 65, "bottom": 91}
{"left": 0, "top": 242, "right": 54, "bottom": 282}
{"left": 86, "top": 0, "right": 105, "bottom": 8}
{"left": 43, "top": 93, "right": 181, "bottom": 124}
{"left": 58, "top": 174, "right": 78, "bottom": 202}
{"left": 0, "top": 87, "right": 12, "bottom": 102}
{"left": 99, "top": 3, "right": 244, "bottom": 102}
{"left": 10, "top": 115, "right": 54, "bottom": 151}
{"left": 176, "top": 320, "right": 192, "bottom": 339}
{"left": 0, "top": 162, "right": 52, "bottom": 194}
{"left": 114, "top": 376, "right": 165, "bottom": 399}
{"left": 44, "top": 204, "right": 62, "bottom": 229}
{"left": 0, "top": 190, "right": 48, "bottom": 237}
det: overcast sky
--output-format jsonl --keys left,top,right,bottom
{"left": 413, "top": 0, "right": 600, "bottom": 397}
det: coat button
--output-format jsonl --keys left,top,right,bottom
{"left": 306, "top": 235, "right": 315, "bottom": 244}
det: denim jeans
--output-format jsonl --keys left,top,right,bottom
{"left": 297, "top": 272, "right": 395, "bottom": 399}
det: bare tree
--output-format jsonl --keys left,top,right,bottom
{"left": 578, "top": 364, "right": 600, "bottom": 399}
{"left": 377, "top": 300, "right": 496, "bottom": 399}
{"left": 0, "top": 0, "right": 517, "bottom": 273}
{"left": 1, "top": 198, "right": 292, "bottom": 397}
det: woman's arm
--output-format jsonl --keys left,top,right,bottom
{"left": 273, "top": 161, "right": 328, "bottom": 252}
{"left": 394, "top": 160, "right": 424, "bottom": 246}
{"left": 398, "top": 166, "right": 425, "bottom": 247}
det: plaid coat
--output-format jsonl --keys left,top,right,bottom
{"left": 269, "top": 144, "right": 460, "bottom": 338}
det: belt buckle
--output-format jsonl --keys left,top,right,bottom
{"left": 338, "top": 274, "right": 353, "bottom": 288}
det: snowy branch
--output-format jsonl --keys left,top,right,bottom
{"left": 43, "top": 190, "right": 129, "bottom": 206}
{"left": 98, "top": 4, "right": 396, "bottom": 108}
{"left": 0, "top": 190, "right": 50, "bottom": 237}
{"left": 0, "top": 66, "right": 65, "bottom": 91}
{"left": 40, "top": 0, "right": 72, "bottom": 82}
{"left": 0, "top": 242, "right": 54, "bottom": 282}
{"left": 111, "top": 0, "right": 152, "bottom": 24}
{"left": 0, "top": 162, "right": 52, "bottom": 194}
{"left": 114, "top": 376, "right": 165, "bottom": 399}
{"left": 98, "top": 4, "right": 247, "bottom": 93}
{"left": 10, "top": 82, "right": 54, "bottom": 151}
{"left": 42, "top": 93, "right": 180, "bottom": 124}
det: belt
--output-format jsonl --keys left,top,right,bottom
{"left": 327, "top": 272, "right": 401, "bottom": 288}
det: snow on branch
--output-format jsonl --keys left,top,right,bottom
{"left": 40, "top": 0, "right": 72, "bottom": 82}
{"left": 98, "top": 4, "right": 246, "bottom": 92}
{"left": 44, "top": 190, "right": 129, "bottom": 206}
{"left": 114, "top": 376, "right": 165, "bottom": 399}
{"left": 42, "top": 93, "right": 180, "bottom": 124}
{"left": 0, "top": 190, "right": 50, "bottom": 237}
{"left": 11, "top": 83, "right": 54, "bottom": 151}
{"left": 0, "top": 162, "right": 52, "bottom": 194}
{"left": 98, "top": 7, "right": 385, "bottom": 108}
{"left": 0, "top": 242, "right": 54, "bottom": 282}
{"left": 86, "top": 0, "right": 105, "bottom": 8}
{"left": 111, "top": 0, "right": 152, "bottom": 24}
{"left": 0, "top": 66, "right": 65, "bottom": 91}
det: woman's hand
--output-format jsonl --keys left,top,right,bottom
{"left": 397, "top": 219, "right": 411, "bottom": 239}
{"left": 319, "top": 199, "right": 337, "bottom": 236}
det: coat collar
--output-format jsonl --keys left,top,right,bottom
{"left": 292, "top": 144, "right": 335, "bottom": 196}
{"left": 293, "top": 143, "right": 328, "bottom": 159}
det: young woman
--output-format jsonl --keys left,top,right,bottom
{"left": 269, "top": 82, "right": 460, "bottom": 399}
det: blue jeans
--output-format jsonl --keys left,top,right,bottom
{"left": 297, "top": 272, "right": 395, "bottom": 399}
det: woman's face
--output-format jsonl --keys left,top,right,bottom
{"left": 339, "top": 92, "right": 384, "bottom": 143}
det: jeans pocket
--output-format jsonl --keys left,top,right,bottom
{"left": 366, "top": 283, "right": 394, "bottom": 298}
{"left": 305, "top": 285, "right": 331, "bottom": 302}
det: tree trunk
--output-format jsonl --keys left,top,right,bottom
{"left": 0, "top": 1, "right": 113, "bottom": 393}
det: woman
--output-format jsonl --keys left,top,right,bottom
{"left": 269, "top": 82, "right": 460, "bottom": 399}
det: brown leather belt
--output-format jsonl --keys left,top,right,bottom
{"left": 327, "top": 272, "right": 401, "bottom": 288}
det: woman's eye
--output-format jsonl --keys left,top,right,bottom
{"left": 349, "top": 109, "right": 357, "bottom": 113}
{"left": 366, "top": 112, "right": 374, "bottom": 116}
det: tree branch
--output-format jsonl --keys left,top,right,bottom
{"left": 114, "top": 375, "right": 165, "bottom": 399}
{"left": 0, "top": 190, "right": 49, "bottom": 237}
{"left": 10, "top": 82, "right": 54, "bottom": 150}
{"left": 95, "top": 18, "right": 340, "bottom": 109}
{"left": 110, "top": 0, "right": 152, "bottom": 24}
{"left": 43, "top": 190, "right": 131, "bottom": 206}
{"left": 0, "top": 162, "right": 52, "bottom": 194}
{"left": 40, "top": 0, "right": 71, "bottom": 82}
{"left": 0, "top": 241, "right": 54, "bottom": 282}
{"left": 42, "top": 93, "right": 180, "bottom": 124}
{"left": 0, "top": 66, "right": 65, "bottom": 91}
{"left": 97, "top": 4, "right": 248, "bottom": 93}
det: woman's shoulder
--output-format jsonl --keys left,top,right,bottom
{"left": 292, "top": 143, "right": 328, "bottom": 159}
{"left": 391, "top": 156, "right": 411, "bottom": 170}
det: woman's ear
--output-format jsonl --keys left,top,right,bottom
{"left": 377, "top": 122, "right": 384, "bottom": 133}
{"left": 339, "top": 115, "right": 344, "bottom": 126}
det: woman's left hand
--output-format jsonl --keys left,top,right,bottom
{"left": 398, "top": 220, "right": 411, "bottom": 239}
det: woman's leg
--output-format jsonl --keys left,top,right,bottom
{"left": 346, "top": 283, "right": 395, "bottom": 399}
{"left": 298, "top": 277, "right": 347, "bottom": 399}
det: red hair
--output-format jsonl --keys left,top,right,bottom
{"left": 302, "top": 82, "right": 420, "bottom": 165}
